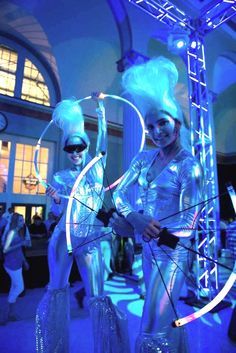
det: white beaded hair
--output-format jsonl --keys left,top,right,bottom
{"left": 122, "top": 56, "right": 190, "bottom": 149}
{"left": 52, "top": 98, "right": 90, "bottom": 147}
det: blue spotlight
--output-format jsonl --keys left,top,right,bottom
{"left": 167, "top": 25, "right": 190, "bottom": 54}
{"left": 176, "top": 39, "right": 186, "bottom": 49}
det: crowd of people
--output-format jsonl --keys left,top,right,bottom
{"left": 0, "top": 56, "right": 235, "bottom": 353}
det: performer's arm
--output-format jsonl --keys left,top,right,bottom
{"left": 91, "top": 92, "right": 107, "bottom": 157}
{"left": 114, "top": 152, "right": 161, "bottom": 238}
{"left": 114, "top": 153, "right": 142, "bottom": 217}
{"left": 166, "top": 158, "right": 203, "bottom": 239}
{"left": 96, "top": 101, "right": 107, "bottom": 156}
{"left": 47, "top": 173, "right": 67, "bottom": 217}
{"left": 24, "top": 226, "right": 32, "bottom": 247}
{"left": 3, "top": 229, "right": 15, "bottom": 252}
{"left": 90, "top": 92, "right": 107, "bottom": 187}
{"left": 3, "top": 230, "right": 25, "bottom": 253}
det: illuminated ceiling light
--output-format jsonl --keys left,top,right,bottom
{"left": 176, "top": 39, "right": 185, "bottom": 48}
{"left": 190, "top": 40, "right": 197, "bottom": 49}
{"left": 167, "top": 24, "right": 190, "bottom": 55}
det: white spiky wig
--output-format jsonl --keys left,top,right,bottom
{"left": 122, "top": 56, "right": 190, "bottom": 149}
{"left": 52, "top": 98, "right": 90, "bottom": 148}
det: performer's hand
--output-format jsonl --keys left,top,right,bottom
{"left": 91, "top": 91, "right": 104, "bottom": 106}
{"left": 126, "top": 212, "right": 161, "bottom": 240}
{"left": 157, "top": 228, "right": 179, "bottom": 249}
{"left": 91, "top": 91, "right": 105, "bottom": 116}
{"left": 109, "top": 212, "right": 134, "bottom": 237}
{"left": 91, "top": 91, "right": 104, "bottom": 101}
{"left": 46, "top": 185, "right": 61, "bottom": 204}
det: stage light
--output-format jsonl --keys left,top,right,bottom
{"left": 190, "top": 41, "right": 197, "bottom": 49}
{"left": 176, "top": 40, "right": 185, "bottom": 49}
{"left": 167, "top": 25, "right": 190, "bottom": 55}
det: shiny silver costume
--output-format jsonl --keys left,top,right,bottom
{"left": 114, "top": 148, "right": 202, "bottom": 353}
{"left": 36, "top": 107, "right": 129, "bottom": 353}
{"left": 46, "top": 162, "right": 105, "bottom": 293}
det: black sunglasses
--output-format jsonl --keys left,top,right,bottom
{"left": 63, "top": 144, "right": 87, "bottom": 153}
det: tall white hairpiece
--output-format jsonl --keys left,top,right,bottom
{"left": 122, "top": 56, "right": 190, "bottom": 149}
{"left": 52, "top": 98, "right": 90, "bottom": 146}
{"left": 122, "top": 56, "right": 182, "bottom": 122}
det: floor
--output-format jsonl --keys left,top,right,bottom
{"left": 0, "top": 274, "right": 236, "bottom": 353}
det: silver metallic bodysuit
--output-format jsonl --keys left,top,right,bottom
{"left": 48, "top": 160, "right": 104, "bottom": 294}
{"left": 36, "top": 108, "right": 130, "bottom": 352}
{"left": 114, "top": 148, "right": 202, "bottom": 353}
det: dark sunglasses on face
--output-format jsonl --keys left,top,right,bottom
{"left": 63, "top": 144, "right": 87, "bottom": 153}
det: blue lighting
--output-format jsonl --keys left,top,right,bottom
{"left": 213, "top": 313, "right": 222, "bottom": 324}
{"left": 127, "top": 299, "right": 144, "bottom": 317}
{"left": 190, "top": 41, "right": 197, "bottom": 49}
{"left": 104, "top": 284, "right": 134, "bottom": 294}
{"left": 167, "top": 24, "right": 190, "bottom": 54}
{"left": 176, "top": 40, "right": 185, "bottom": 48}
{"left": 109, "top": 275, "right": 127, "bottom": 282}
{"left": 105, "top": 280, "right": 128, "bottom": 287}
{"left": 109, "top": 293, "right": 139, "bottom": 306}
{"left": 168, "top": 35, "right": 189, "bottom": 54}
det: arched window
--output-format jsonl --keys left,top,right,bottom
{"left": 21, "top": 58, "right": 50, "bottom": 105}
{"left": 0, "top": 37, "right": 60, "bottom": 106}
{"left": 0, "top": 45, "right": 17, "bottom": 97}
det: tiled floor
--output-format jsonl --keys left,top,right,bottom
{"left": 0, "top": 274, "right": 236, "bottom": 353}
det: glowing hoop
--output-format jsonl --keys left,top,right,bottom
{"left": 174, "top": 184, "right": 236, "bottom": 326}
{"left": 65, "top": 153, "right": 104, "bottom": 253}
{"left": 34, "top": 120, "right": 54, "bottom": 189}
{"left": 174, "top": 261, "right": 236, "bottom": 327}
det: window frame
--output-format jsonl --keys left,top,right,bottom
{"left": 0, "top": 132, "right": 54, "bottom": 212}
{"left": 0, "top": 34, "right": 60, "bottom": 107}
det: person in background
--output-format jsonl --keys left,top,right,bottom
{"left": 44, "top": 211, "right": 57, "bottom": 237}
{"left": 47, "top": 215, "right": 60, "bottom": 238}
{"left": 29, "top": 215, "right": 47, "bottom": 239}
{"left": 29, "top": 215, "right": 48, "bottom": 256}
{"left": 112, "top": 57, "right": 203, "bottom": 353}
{"left": 2, "top": 206, "right": 14, "bottom": 223}
{"left": 0, "top": 208, "right": 8, "bottom": 266}
{"left": 0, "top": 213, "right": 31, "bottom": 325}
{"left": 0, "top": 208, "right": 7, "bottom": 238}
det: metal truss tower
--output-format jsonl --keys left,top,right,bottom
{"left": 126, "top": 0, "right": 236, "bottom": 298}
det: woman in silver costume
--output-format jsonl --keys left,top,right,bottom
{"left": 36, "top": 96, "right": 129, "bottom": 353}
{"left": 112, "top": 57, "right": 203, "bottom": 353}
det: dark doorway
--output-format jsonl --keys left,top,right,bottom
{"left": 11, "top": 203, "right": 46, "bottom": 225}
